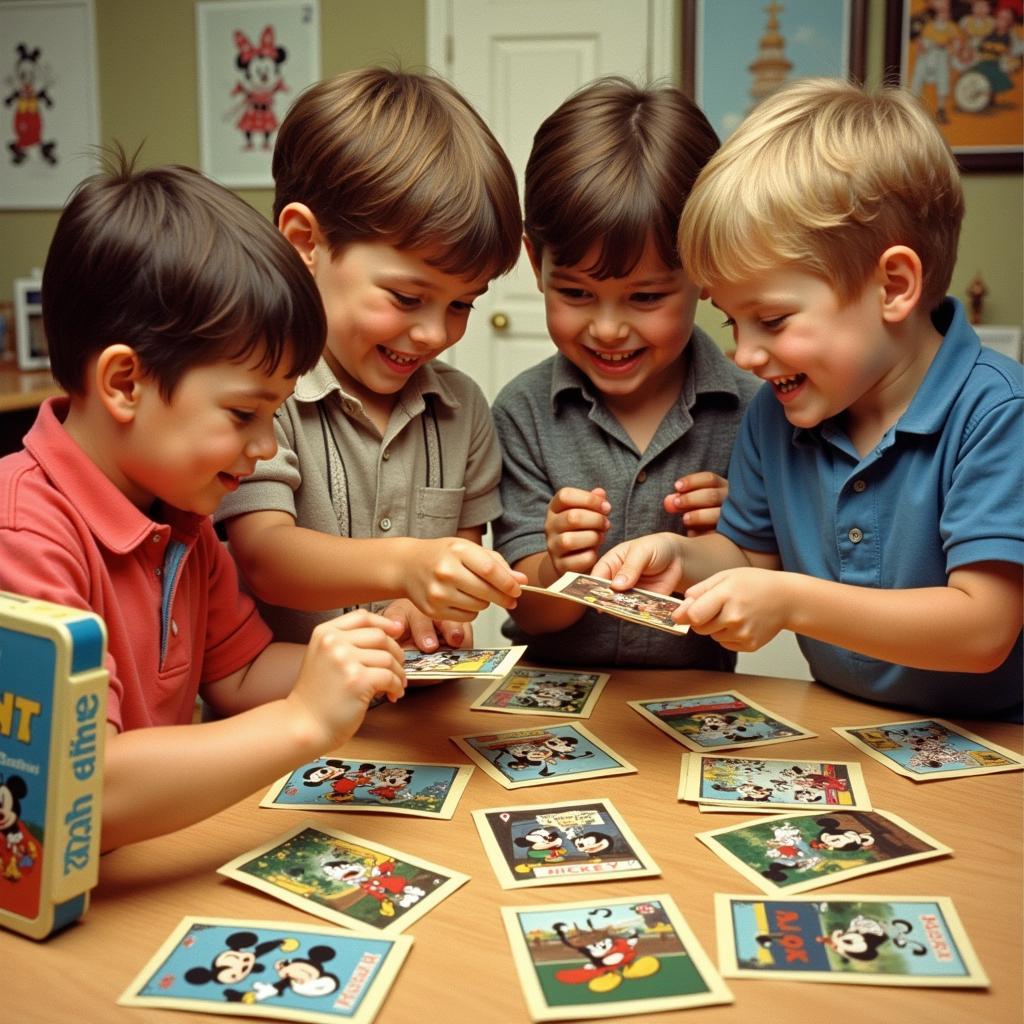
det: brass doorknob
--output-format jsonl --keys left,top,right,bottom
{"left": 490, "top": 312, "right": 509, "bottom": 331}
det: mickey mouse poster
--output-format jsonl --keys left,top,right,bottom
{"left": 0, "top": 0, "right": 99, "bottom": 209}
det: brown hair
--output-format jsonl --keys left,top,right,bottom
{"left": 524, "top": 76, "right": 719, "bottom": 278}
{"left": 273, "top": 67, "right": 522, "bottom": 280}
{"left": 43, "top": 147, "right": 325, "bottom": 398}
{"left": 679, "top": 78, "right": 964, "bottom": 312}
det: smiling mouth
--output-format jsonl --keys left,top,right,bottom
{"left": 379, "top": 346, "right": 419, "bottom": 367}
{"left": 772, "top": 373, "right": 805, "bottom": 394}
{"left": 590, "top": 348, "right": 642, "bottom": 366}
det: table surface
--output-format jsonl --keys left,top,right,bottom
{"left": 0, "top": 361, "right": 60, "bottom": 413}
{"left": 6, "top": 668, "right": 1022, "bottom": 1024}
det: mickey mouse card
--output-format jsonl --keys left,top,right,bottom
{"left": 118, "top": 916, "right": 411, "bottom": 1022}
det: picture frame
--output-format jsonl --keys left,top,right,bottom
{"left": 681, "top": 0, "right": 867, "bottom": 143}
{"left": 195, "top": 0, "right": 320, "bottom": 188}
{"left": 13, "top": 277, "right": 47, "bottom": 370}
{"left": 0, "top": 0, "right": 100, "bottom": 210}
{"left": 884, "top": 1, "right": 1024, "bottom": 171}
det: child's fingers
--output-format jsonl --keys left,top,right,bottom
{"left": 437, "top": 619, "right": 470, "bottom": 648}
{"left": 402, "top": 605, "right": 442, "bottom": 652}
{"left": 549, "top": 528, "right": 605, "bottom": 560}
{"left": 549, "top": 486, "right": 611, "bottom": 515}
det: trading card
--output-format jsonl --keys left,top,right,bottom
{"left": 715, "top": 894, "right": 989, "bottom": 987}
{"left": 472, "top": 798, "right": 659, "bottom": 889}
{"left": 470, "top": 667, "right": 610, "bottom": 718}
{"left": 402, "top": 645, "right": 526, "bottom": 679}
{"left": 628, "top": 690, "right": 816, "bottom": 751}
{"left": 451, "top": 723, "right": 636, "bottom": 790}
{"left": 521, "top": 572, "right": 690, "bottom": 635}
{"left": 118, "top": 915, "right": 412, "bottom": 1023}
{"left": 833, "top": 718, "right": 1024, "bottom": 781}
{"left": 260, "top": 758, "right": 473, "bottom": 819}
{"left": 696, "top": 809, "right": 951, "bottom": 896}
{"left": 217, "top": 823, "right": 468, "bottom": 935}
{"left": 501, "top": 893, "right": 732, "bottom": 1020}
{"left": 679, "top": 753, "right": 872, "bottom": 811}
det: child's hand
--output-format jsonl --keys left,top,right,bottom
{"left": 592, "top": 532, "right": 687, "bottom": 596}
{"left": 404, "top": 538, "right": 527, "bottom": 621}
{"left": 382, "top": 598, "right": 473, "bottom": 658}
{"left": 679, "top": 566, "right": 787, "bottom": 650}
{"left": 287, "top": 610, "right": 406, "bottom": 748}
{"left": 545, "top": 486, "right": 611, "bottom": 576}
{"left": 663, "top": 472, "right": 729, "bottom": 536}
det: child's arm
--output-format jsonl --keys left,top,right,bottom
{"left": 663, "top": 472, "right": 730, "bottom": 536}
{"left": 680, "top": 560, "right": 1022, "bottom": 671}
{"left": 509, "top": 486, "right": 612, "bottom": 635}
{"left": 101, "top": 610, "right": 405, "bottom": 850}
{"left": 225, "top": 510, "right": 524, "bottom": 623}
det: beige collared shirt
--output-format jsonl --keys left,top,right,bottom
{"left": 215, "top": 356, "right": 502, "bottom": 642}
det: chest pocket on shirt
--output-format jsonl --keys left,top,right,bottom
{"left": 415, "top": 486, "right": 466, "bottom": 537}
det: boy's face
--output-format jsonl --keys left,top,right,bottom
{"left": 529, "top": 240, "right": 699, "bottom": 408}
{"left": 122, "top": 354, "right": 293, "bottom": 515}
{"left": 709, "top": 267, "right": 898, "bottom": 431}
{"left": 311, "top": 241, "right": 491, "bottom": 405}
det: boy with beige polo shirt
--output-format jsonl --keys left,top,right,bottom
{"left": 216, "top": 68, "right": 527, "bottom": 654}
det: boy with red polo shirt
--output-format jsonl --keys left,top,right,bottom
{"left": 0, "top": 154, "right": 406, "bottom": 850}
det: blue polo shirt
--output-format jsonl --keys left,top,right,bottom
{"left": 718, "top": 298, "right": 1023, "bottom": 718}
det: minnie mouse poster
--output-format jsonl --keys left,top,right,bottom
{"left": 230, "top": 26, "right": 288, "bottom": 150}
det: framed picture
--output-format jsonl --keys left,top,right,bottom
{"left": 0, "top": 0, "right": 100, "bottom": 209}
{"left": 195, "top": 0, "right": 320, "bottom": 188}
{"left": 682, "top": 0, "right": 867, "bottom": 143}
{"left": 13, "top": 277, "right": 47, "bottom": 370}
{"left": 884, "top": 0, "right": 1024, "bottom": 171}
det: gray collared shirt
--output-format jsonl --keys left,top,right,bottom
{"left": 216, "top": 356, "right": 502, "bottom": 643}
{"left": 491, "top": 329, "right": 761, "bottom": 668}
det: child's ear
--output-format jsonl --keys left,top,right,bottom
{"left": 95, "top": 344, "right": 145, "bottom": 424}
{"left": 522, "top": 235, "right": 544, "bottom": 290}
{"left": 877, "top": 245, "right": 922, "bottom": 324}
{"left": 278, "top": 202, "right": 324, "bottom": 271}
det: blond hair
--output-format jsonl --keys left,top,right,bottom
{"left": 679, "top": 78, "right": 964, "bottom": 312}
{"left": 273, "top": 67, "right": 521, "bottom": 280}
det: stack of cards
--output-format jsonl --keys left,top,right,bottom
{"left": 471, "top": 667, "right": 610, "bottom": 718}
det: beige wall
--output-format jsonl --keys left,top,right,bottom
{"left": 2, "top": 0, "right": 1021, "bottom": 340}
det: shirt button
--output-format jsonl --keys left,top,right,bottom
{"left": 379, "top": 517, "right": 392, "bottom": 531}
{"left": 853, "top": 479, "right": 866, "bottom": 493}
{"left": 382, "top": 450, "right": 391, "bottom": 461}
{"left": 171, "top": 619, "right": 179, "bottom": 636}
{"left": 848, "top": 527, "right": 863, "bottom": 543}
{"left": 154, "top": 567, "right": 162, "bottom": 577}
{"left": 151, "top": 533, "right": 162, "bottom": 543}
{"left": 637, "top": 470, "right": 647, "bottom": 483}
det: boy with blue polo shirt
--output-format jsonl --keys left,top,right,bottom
{"left": 595, "top": 78, "right": 1023, "bottom": 718}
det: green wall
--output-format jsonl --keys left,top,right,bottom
{"left": 2, "top": 0, "right": 1021, "bottom": 339}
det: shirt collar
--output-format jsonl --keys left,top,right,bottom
{"left": 292, "top": 356, "right": 462, "bottom": 413}
{"left": 549, "top": 326, "right": 744, "bottom": 413}
{"left": 24, "top": 398, "right": 204, "bottom": 554}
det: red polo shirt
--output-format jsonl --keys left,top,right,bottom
{"left": 0, "top": 398, "right": 272, "bottom": 731}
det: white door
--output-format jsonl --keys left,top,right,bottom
{"left": 427, "top": 0, "right": 675, "bottom": 404}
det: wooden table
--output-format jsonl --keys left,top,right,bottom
{"left": 0, "top": 362, "right": 60, "bottom": 413}
{"left": 6, "top": 669, "right": 1022, "bottom": 1023}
